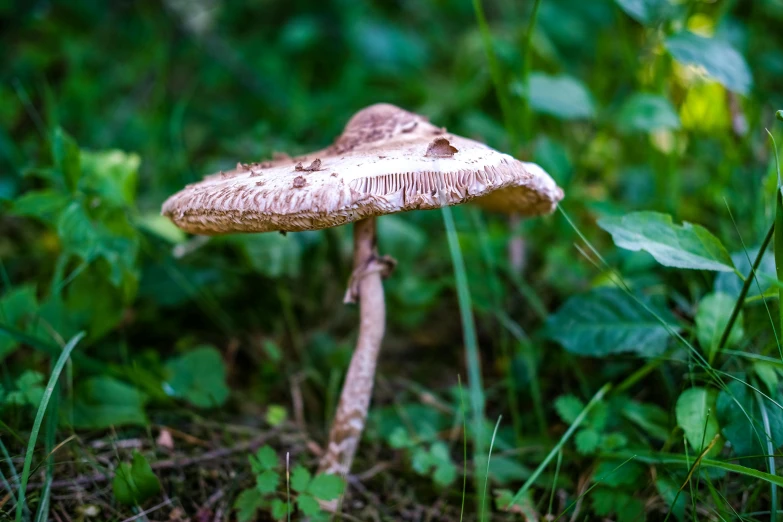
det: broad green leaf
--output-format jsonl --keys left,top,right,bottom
{"left": 256, "top": 470, "right": 279, "bottom": 494}
{"left": 297, "top": 493, "right": 321, "bottom": 516}
{"left": 70, "top": 377, "right": 148, "bottom": 428}
{"left": 665, "top": 32, "right": 752, "bottom": 95}
{"left": 621, "top": 400, "right": 670, "bottom": 441}
{"left": 716, "top": 380, "right": 783, "bottom": 459}
{"left": 251, "top": 445, "right": 279, "bottom": 472}
{"left": 307, "top": 473, "right": 345, "bottom": 501}
{"left": 554, "top": 395, "right": 585, "bottom": 424}
{"left": 614, "top": 0, "right": 674, "bottom": 25}
{"left": 432, "top": 459, "right": 457, "bottom": 487}
{"left": 488, "top": 456, "right": 532, "bottom": 483}
{"left": 591, "top": 489, "right": 644, "bottom": 521}
{"left": 675, "top": 387, "right": 721, "bottom": 454}
{"left": 546, "top": 287, "right": 679, "bottom": 357}
{"left": 79, "top": 149, "right": 139, "bottom": 206}
{"left": 234, "top": 489, "right": 263, "bottom": 522}
{"left": 51, "top": 127, "right": 80, "bottom": 192}
{"left": 593, "top": 459, "right": 644, "bottom": 488}
{"left": 598, "top": 212, "right": 734, "bottom": 271}
{"left": 56, "top": 202, "right": 140, "bottom": 288}
{"left": 0, "top": 285, "right": 39, "bottom": 361}
{"left": 11, "top": 190, "right": 70, "bottom": 225}
{"left": 696, "top": 292, "right": 744, "bottom": 362}
{"left": 164, "top": 346, "right": 229, "bottom": 408}
{"left": 112, "top": 451, "right": 160, "bottom": 506}
{"left": 270, "top": 498, "right": 289, "bottom": 520}
{"left": 290, "top": 466, "right": 311, "bottom": 493}
{"left": 576, "top": 428, "right": 600, "bottom": 454}
{"left": 524, "top": 73, "right": 595, "bottom": 120}
{"left": 618, "top": 93, "right": 680, "bottom": 133}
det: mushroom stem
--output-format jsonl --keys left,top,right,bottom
{"left": 320, "top": 217, "right": 387, "bottom": 476}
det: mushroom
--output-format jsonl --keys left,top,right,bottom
{"left": 161, "top": 103, "right": 564, "bottom": 476}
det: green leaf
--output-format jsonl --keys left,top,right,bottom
{"left": 656, "top": 476, "right": 687, "bottom": 521}
{"left": 270, "top": 498, "right": 289, "bottom": 520}
{"left": 591, "top": 489, "right": 644, "bottom": 521}
{"left": 0, "top": 285, "right": 39, "bottom": 361}
{"left": 70, "top": 376, "right": 148, "bottom": 428}
{"left": 11, "top": 190, "right": 70, "bottom": 225}
{"left": 251, "top": 446, "right": 279, "bottom": 472}
{"left": 79, "top": 149, "right": 139, "bottom": 206}
{"left": 164, "top": 346, "right": 229, "bottom": 408}
{"left": 618, "top": 93, "right": 680, "bottom": 133}
{"left": 696, "top": 292, "right": 744, "bottom": 362}
{"left": 546, "top": 287, "right": 679, "bottom": 357}
{"left": 665, "top": 32, "right": 752, "bottom": 95}
{"left": 111, "top": 451, "right": 160, "bottom": 506}
{"left": 265, "top": 405, "right": 287, "bottom": 427}
{"left": 297, "top": 493, "right": 321, "bottom": 516}
{"left": 6, "top": 370, "right": 45, "bottom": 407}
{"left": 716, "top": 380, "right": 783, "bottom": 459}
{"left": 307, "top": 473, "right": 345, "bottom": 501}
{"left": 524, "top": 73, "right": 595, "bottom": 120}
{"left": 412, "top": 446, "right": 435, "bottom": 474}
{"left": 554, "top": 394, "right": 585, "bottom": 424}
{"left": 614, "top": 0, "right": 674, "bottom": 25}
{"left": 576, "top": 428, "right": 600, "bottom": 454}
{"left": 488, "top": 456, "right": 532, "bottom": 483}
{"left": 234, "top": 489, "right": 263, "bottom": 522}
{"left": 51, "top": 127, "right": 80, "bottom": 192}
{"left": 675, "top": 387, "right": 721, "bottom": 454}
{"left": 290, "top": 466, "right": 311, "bottom": 493}
{"left": 621, "top": 400, "right": 670, "bottom": 441}
{"left": 56, "top": 202, "right": 139, "bottom": 288}
{"left": 256, "top": 470, "right": 279, "bottom": 495}
{"left": 598, "top": 211, "right": 734, "bottom": 272}
{"left": 432, "top": 459, "right": 457, "bottom": 487}
{"left": 593, "top": 459, "right": 643, "bottom": 488}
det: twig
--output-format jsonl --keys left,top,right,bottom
{"left": 31, "top": 432, "right": 277, "bottom": 490}
{"left": 120, "top": 498, "right": 173, "bottom": 522}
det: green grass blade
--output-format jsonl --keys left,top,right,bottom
{"left": 520, "top": 0, "right": 543, "bottom": 142}
{"left": 481, "top": 416, "right": 502, "bottom": 522}
{"left": 770, "top": 130, "right": 783, "bottom": 362}
{"left": 755, "top": 382, "right": 778, "bottom": 522}
{"left": 441, "top": 203, "right": 487, "bottom": 519}
{"left": 471, "top": 0, "right": 518, "bottom": 146}
{"left": 458, "top": 375, "right": 467, "bottom": 522}
{"left": 507, "top": 383, "right": 612, "bottom": 507}
{"left": 605, "top": 450, "right": 783, "bottom": 487}
{"left": 15, "top": 331, "right": 85, "bottom": 522}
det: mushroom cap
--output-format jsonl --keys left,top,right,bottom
{"left": 162, "top": 103, "right": 564, "bottom": 234}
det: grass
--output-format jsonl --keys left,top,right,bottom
{"left": 15, "top": 332, "right": 84, "bottom": 522}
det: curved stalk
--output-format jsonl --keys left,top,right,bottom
{"left": 320, "top": 217, "right": 387, "bottom": 475}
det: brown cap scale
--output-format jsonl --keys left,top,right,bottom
{"left": 161, "top": 103, "right": 564, "bottom": 478}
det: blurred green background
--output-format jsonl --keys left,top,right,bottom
{"left": 3, "top": 0, "right": 783, "bottom": 520}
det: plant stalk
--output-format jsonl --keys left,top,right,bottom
{"left": 717, "top": 222, "right": 774, "bottom": 355}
